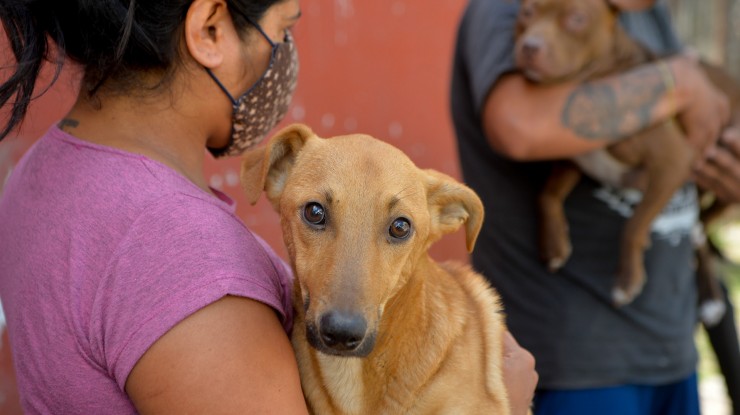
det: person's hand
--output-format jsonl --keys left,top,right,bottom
{"left": 503, "top": 330, "right": 538, "bottom": 415}
{"left": 694, "top": 125, "right": 740, "bottom": 202}
{"left": 670, "top": 56, "right": 731, "bottom": 160}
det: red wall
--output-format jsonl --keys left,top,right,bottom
{"left": 0, "top": 1, "right": 468, "bottom": 409}
{"left": 221, "top": 0, "right": 470, "bottom": 262}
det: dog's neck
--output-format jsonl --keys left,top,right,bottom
{"left": 295, "top": 256, "right": 466, "bottom": 413}
{"left": 358, "top": 256, "right": 469, "bottom": 406}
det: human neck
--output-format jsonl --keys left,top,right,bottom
{"left": 62, "top": 87, "right": 216, "bottom": 193}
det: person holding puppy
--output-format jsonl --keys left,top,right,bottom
{"left": 0, "top": 0, "right": 538, "bottom": 413}
{"left": 451, "top": 0, "right": 738, "bottom": 414}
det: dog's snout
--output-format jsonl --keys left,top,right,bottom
{"left": 319, "top": 311, "right": 367, "bottom": 351}
{"left": 522, "top": 36, "right": 544, "bottom": 58}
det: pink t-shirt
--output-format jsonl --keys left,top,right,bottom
{"left": 0, "top": 127, "right": 294, "bottom": 413}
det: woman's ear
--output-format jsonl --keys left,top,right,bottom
{"left": 183, "top": 0, "right": 232, "bottom": 69}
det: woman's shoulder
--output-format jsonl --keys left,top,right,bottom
{"left": 14, "top": 126, "right": 238, "bottom": 224}
{"left": 4, "top": 126, "right": 285, "bottom": 299}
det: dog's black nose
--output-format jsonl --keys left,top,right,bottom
{"left": 522, "top": 37, "right": 543, "bottom": 58}
{"left": 319, "top": 311, "right": 367, "bottom": 351}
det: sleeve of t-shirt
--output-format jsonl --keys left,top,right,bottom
{"left": 251, "top": 232, "right": 295, "bottom": 334}
{"left": 460, "top": 0, "right": 520, "bottom": 115}
{"left": 620, "top": 2, "right": 684, "bottom": 55}
{"left": 88, "top": 193, "right": 292, "bottom": 391}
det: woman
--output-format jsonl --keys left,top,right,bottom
{"left": 0, "top": 0, "right": 307, "bottom": 412}
{"left": 0, "top": 0, "right": 537, "bottom": 413}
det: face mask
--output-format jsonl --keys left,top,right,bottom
{"left": 206, "top": 21, "right": 299, "bottom": 158}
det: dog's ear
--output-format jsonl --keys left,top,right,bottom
{"left": 424, "top": 169, "right": 484, "bottom": 253}
{"left": 241, "top": 123, "right": 315, "bottom": 206}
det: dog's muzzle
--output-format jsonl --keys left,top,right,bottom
{"left": 306, "top": 310, "right": 376, "bottom": 357}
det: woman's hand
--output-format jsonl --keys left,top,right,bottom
{"left": 694, "top": 125, "right": 740, "bottom": 203}
{"left": 503, "top": 330, "right": 538, "bottom": 415}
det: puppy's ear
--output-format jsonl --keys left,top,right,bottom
{"left": 424, "top": 169, "right": 484, "bottom": 252}
{"left": 241, "top": 123, "right": 315, "bottom": 207}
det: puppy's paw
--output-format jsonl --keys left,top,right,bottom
{"left": 612, "top": 266, "right": 645, "bottom": 307}
{"left": 611, "top": 287, "right": 633, "bottom": 307}
{"left": 547, "top": 256, "right": 569, "bottom": 272}
{"left": 539, "top": 221, "right": 572, "bottom": 272}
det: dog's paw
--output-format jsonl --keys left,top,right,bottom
{"left": 612, "top": 286, "right": 645, "bottom": 307}
{"left": 611, "top": 283, "right": 644, "bottom": 307}
{"left": 699, "top": 300, "right": 727, "bottom": 327}
{"left": 612, "top": 287, "right": 636, "bottom": 307}
{"left": 540, "top": 226, "right": 572, "bottom": 272}
{"left": 611, "top": 280, "right": 643, "bottom": 307}
{"left": 547, "top": 256, "right": 569, "bottom": 272}
{"left": 612, "top": 261, "right": 646, "bottom": 307}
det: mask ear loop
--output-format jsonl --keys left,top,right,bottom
{"left": 243, "top": 16, "right": 278, "bottom": 48}
{"left": 204, "top": 16, "right": 280, "bottom": 107}
{"left": 241, "top": 16, "right": 281, "bottom": 87}
{"left": 205, "top": 69, "right": 239, "bottom": 106}
{"left": 204, "top": 16, "right": 284, "bottom": 156}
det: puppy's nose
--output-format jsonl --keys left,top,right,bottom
{"left": 522, "top": 37, "right": 544, "bottom": 58}
{"left": 319, "top": 311, "right": 367, "bottom": 351}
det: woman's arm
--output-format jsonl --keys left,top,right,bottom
{"left": 126, "top": 295, "right": 309, "bottom": 414}
{"left": 483, "top": 55, "right": 729, "bottom": 161}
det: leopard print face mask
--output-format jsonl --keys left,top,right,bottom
{"left": 207, "top": 23, "right": 299, "bottom": 158}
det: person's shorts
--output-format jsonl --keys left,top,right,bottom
{"left": 533, "top": 373, "right": 700, "bottom": 415}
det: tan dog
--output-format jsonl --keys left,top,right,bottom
{"left": 514, "top": 0, "right": 735, "bottom": 320}
{"left": 241, "top": 124, "right": 513, "bottom": 414}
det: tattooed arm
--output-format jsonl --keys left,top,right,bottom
{"left": 482, "top": 55, "right": 729, "bottom": 161}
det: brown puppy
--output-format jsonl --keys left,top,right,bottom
{"left": 514, "top": 0, "right": 733, "bottom": 318}
{"left": 241, "top": 124, "right": 514, "bottom": 414}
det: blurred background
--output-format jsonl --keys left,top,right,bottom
{"left": 0, "top": 0, "right": 739, "bottom": 413}
{"left": 666, "top": 2, "right": 740, "bottom": 414}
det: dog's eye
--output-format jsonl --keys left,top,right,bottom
{"left": 389, "top": 218, "right": 412, "bottom": 240}
{"left": 303, "top": 202, "right": 326, "bottom": 226}
{"left": 565, "top": 11, "right": 588, "bottom": 32}
{"left": 520, "top": 4, "right": 535, "bottom": 20}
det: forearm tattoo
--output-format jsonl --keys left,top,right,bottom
{"left": 561, "top": 64, "right": 667, "bottom": 141}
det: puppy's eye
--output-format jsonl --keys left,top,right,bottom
{"left": 520, "top": 5, "right": 535, "bottom": 20}
{"left": 389, "top": 218, "right": 412, "bottom": 240}
{"left": 303, "top": 202, "right": 326, "bottom": 226}
{"left": 566, "top": 11, "right": 588, "bottom": 32}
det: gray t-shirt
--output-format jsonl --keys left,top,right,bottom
{"left": 450, "top": 0, "right": 696, "bottom": 389}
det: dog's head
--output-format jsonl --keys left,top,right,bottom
{"left": 241, "top": 123, "right": 483, "bottom": 358}
{"left": 514, "top": 0, "right": 620, "bottom": 83}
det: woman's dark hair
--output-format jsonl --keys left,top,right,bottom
{"left": 0, "top": 0, "right": 282, "bottom": 140}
